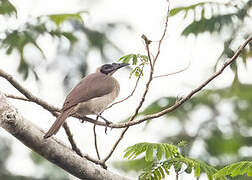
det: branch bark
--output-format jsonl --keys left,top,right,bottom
{"left": 0, "top": 92, "right": 128, "bottom": 180}
{"left": 0, "top": 69, "right": 84, "bottom": 159}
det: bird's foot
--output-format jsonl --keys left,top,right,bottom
{"left": 94, "top": 112, "right": 112, "bottom": 134}
{"left": 97, "top": 115, "right": 112, "bottom": 134}
{"left": 96, "top": 114, "right": 112, "bottom": 124}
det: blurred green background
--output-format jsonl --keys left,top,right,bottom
{"left": 0, "top": 0, "right": 252, "bottom": 179}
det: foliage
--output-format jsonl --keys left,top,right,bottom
{"left": 139, "top": 157, "right": 227, "bottom": 180}
{"left": 118, "top": 53, "right": 148, "bottom": 77}
{"left": 0, "top": 1, "right": 125, "bottom": 82}
{"left": 123, "top": 142, "right": 228, "bottom": 180}
{"left": 47, "top": 11, "right": 86, "bottom": 27}
{"left": 0, "top": 10, "right": 81, "bottom": 80}
{"left": 169, "top": 0, "right": 252, "bottom": 76}
{"left": 0, "top": 0, "right": 17, "bottom": 17}
{"left": 139, "top": 81, "right": 252, "bottom": 151}
{"left": 124, "top": 142, "right": 179, "bottom": 162}
{"left": 213, "top": 161, "right": 252, "bottom": 179}
{"left": 170, "top": 1, "right": 251, "bottom": 35}
{"left": 116, "top": 80, "right": 252, "bottom": 179}
{"left": 123, "top": 142, "right": 252, "bottom": 180}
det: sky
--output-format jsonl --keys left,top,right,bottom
{"left": 1, "top": 0, "right": 252, "bottom": 179}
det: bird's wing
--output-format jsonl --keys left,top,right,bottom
{"left": 62, "top": 73, "right": 115, "bottom": 111}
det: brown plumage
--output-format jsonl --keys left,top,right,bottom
{"left": 44, "top": 63, "right": 128, "bottom": 138}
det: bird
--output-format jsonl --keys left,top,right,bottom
{"left": 44, "top": 62, "right": 129, "bottom": 138}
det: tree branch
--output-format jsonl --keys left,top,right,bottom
{"left": 3, "top": 32, "right": 252, "bottom": 133}
{"left": 0, "top": 69, "right": 89, "bottom": 162}
{"left": 0, "top": 26, "right": 251, "bottom": 169}
{"left": 116, "top": 35, "right": 252, "bottom": 127}
{"left": 0, "top": 92, "right": 128, "bottom": 180}
{"left": 153, "top": 61, "right": 190, "bottom": 79}
{"left": 105, "top": 74, "right": 141, "bottom": 110}
{"left": 153, "top": 0, "right": 170, "bottom": 67}
{"left": 5, "top": 94, "right": 31, "bottom": 101}
{"left": 93, "top": 116, "right": 101, "bottom": 160}
{"left": 102, "top": 1, "right": 171, "bottom": 162}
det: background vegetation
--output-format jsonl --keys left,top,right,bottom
{"left": 0, "top": 0, "right": 252, "bottom": 179}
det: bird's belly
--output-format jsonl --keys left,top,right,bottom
{"left": 74, "top": 90, "right": 119, "bottom": 116}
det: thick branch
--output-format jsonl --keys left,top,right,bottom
{"left": 0, "top": 69, "right": 90, "bottom": 160}
{"left": 0, "top": 92, "right": 128, "bottom": 180}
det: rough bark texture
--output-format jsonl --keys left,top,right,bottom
{"left": 0, "top": 92, "right": 128, "bottom": 180}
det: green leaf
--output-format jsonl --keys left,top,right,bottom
{"left": 124, "top": 142, "right": 178, "bottom": 161}
{"left": 182, "top": 14, "right": 235, "bottom": 36}
{"left": 185, "top": 164, "right": 192, "bottom": 174}
{"left": 170, "top": 1, "right": 250, "bottom": 37}
{"left": 177, "top": 140, "right": 188, "bottom": 147}
{"left": 157, "top": 166, "right": 165, "bottom": 179}
{"left": 174, "top": 162, "right": 182, "bottom": 173}
{"left": 132, "top": 54, "right": 137, "bottom": 65}
{"left": 194, "top": 163, "right": 201, "bottom": 177}
{"left": 18, "top": 57, "right": 29, "bottom": 80}
{"left": 169, "top": 2, "right": 206, "bottom": 17}
{"left": 145, "top": 144, "right": 154, "bottom": 162}
{"left": 123, "top": 147, "right": 136, "bottom": 159}
{"left": 0, "top": 20, "right": 79, "bottom": 79}
{"left": 153, "top": 168, "right": 161, "bottom": 180}
{"left": 156, "top": 144, "right": 164, "bottom": 161}
{"left": 62, "top": 32, "right": 78, "bottom": 45}
{"left": 213, "top": 161, "right": 252, "bottom": 179}
{"left": 119, "top": 54, "right": 134, "bottom": 64}
{"left": 47, "top": 11, "right": 86, "bottom": 27}
{"left": 118, "top": 53, "right": 148, "bottom": 78}
{"left": 0, "top": 0, "right": 17, "bottom": 17}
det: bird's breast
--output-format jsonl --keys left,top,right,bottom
{"left": 74, "top": 79, "right": 120, "bottom": 115}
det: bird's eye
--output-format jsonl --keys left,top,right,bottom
{"left": 103, "top": 65, "right": 113, "bottom": 70}
{"left": 100, "top": 64, "right": 114, "bottom": 74}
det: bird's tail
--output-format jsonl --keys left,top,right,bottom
{"left": 44, "top": 108, "right": 73, "bottom": 139}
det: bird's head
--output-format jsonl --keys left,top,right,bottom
{"left": 97, "top": 63, "right": 129, "bottom": 75}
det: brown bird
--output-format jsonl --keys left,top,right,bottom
{"left": 44, "top": 63, "right": 128, "bottom": 138}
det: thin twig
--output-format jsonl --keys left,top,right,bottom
{"left": 5, "top": 94, "right": 31, "bottom": 101}
{"left": 106, "top": 71, "right": 141, "bottom": 110}
{"left": 3, "top": 32, "right": 252, "bottom": 131}
{"left": 93, "top": 116, "right": 101, "bottom": 160}
{"left": 110, "top": 35, "right": 252, "bottom": 128}
{"left": 142, "top": 34, "right": 153, "bottom": 70}
{"left": 2, "top": 36, "right": 251, "bottom": 133}
{"left": 4, "top": 92, "right": 89, "bottom": 158}
{"left": 153, "top": 61, "right": 190, "bottom": 79}
{"left": 0, "top": 72, "right": 108, "bottom": 167}
{"left": 0, "top": 70, "right": 86, "bottom": 161}
{"left": 102, "top": 2, "right": 171, "bottom": 162}
{"left": 176, "top": 172, "right": 179, "bottom": 180}
{"left": 0, "top": 71, "right": 58, "bottom": 112}
{"left": 153, "top": 0, "right": 170, "bottom": 67}
{"left": 0, "top": 31, "right": 251, "bottom": 170}
{"left": 61, "top": 122, "right": 82, "bottom": 156}
{"left": 102, "top": 35, "right": 155, "bottom": 163}
{"left": 3, "top": 92, "right": 112, "bottom": 128}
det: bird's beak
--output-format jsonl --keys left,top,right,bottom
{"left": 112, "top": 63, "right": 129, "bottom": 70}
